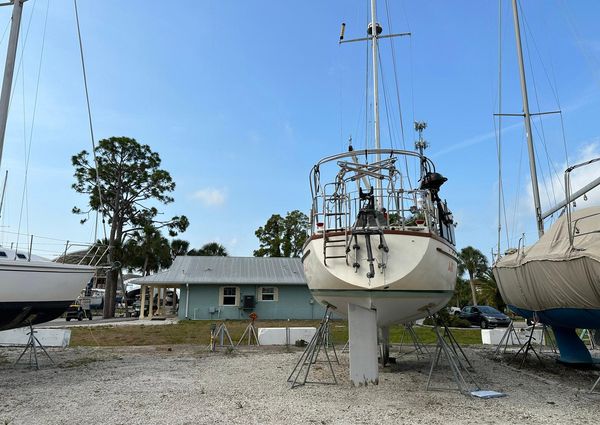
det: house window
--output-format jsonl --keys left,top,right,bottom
{"left": 258, "top": 287, "right": 278, "bottom": 302}
{"left": 221, "top": 286, "right": 239, "bottom": 306}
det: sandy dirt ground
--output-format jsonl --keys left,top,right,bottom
{"left": 1, "top": 343, "right": 599, "bottom": 424}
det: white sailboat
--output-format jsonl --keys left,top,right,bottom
{"left": 302, "top": 0, "right": 457, "bottom": 383}
{"left": 0, "top": 1, "right": 96, "bottom": 331}
{"left": 493, "top": 0, "right": 600, "bottom": 364}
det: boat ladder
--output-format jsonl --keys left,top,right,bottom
{"left": 322, "top": 211, "right": 350, "bottom": 266}
{"left": 321, "top": 194, "right": 351, "bottom": 266}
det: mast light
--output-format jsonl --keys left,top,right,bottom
{"left": 367, "top": 22, "right": 382, "bottom": 36}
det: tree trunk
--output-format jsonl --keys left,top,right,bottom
{"left": 103, "top": 218, "right": 121, "bottom": 319}
{"left": 103, "top": 268, "right": 118, "bottom": 318}
{"left": 469, "top": 277, "right": 478, "bottom": 306}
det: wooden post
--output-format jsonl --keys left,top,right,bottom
{"left": 148, "top": 286, "right": 154, "bottom": 318}
{"left": 140, "top": 285, "right": 146, "bottom": 319}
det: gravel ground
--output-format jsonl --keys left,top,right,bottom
{"left": 1, "top": 344, "right": 599, "bottom": 424}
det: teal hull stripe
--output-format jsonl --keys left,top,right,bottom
{"left": 310, "top": 289, "right": 453, "bottom": 298}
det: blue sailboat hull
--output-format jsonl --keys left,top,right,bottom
{"left": 508, "top": 304, "right": 600, "bottom": 364}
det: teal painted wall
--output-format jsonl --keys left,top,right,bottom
{"left": 179, "top": 284, "right": 330, "bottom": 320}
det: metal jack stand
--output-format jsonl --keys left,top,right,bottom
{"left": 590, "top": 374, "right": 600, "bottom": 394}
{"left": 494, "top": 322, "right": 523, "bottom": 357}
{"left": 580, "top": 329, "right": 597, "bottom": 350}
{"left": 398, "top": 322, "right": 429, "bottom": 359}
{"left": 15, "top": 324, "right": 55, "bottom": 369}
{"left": 539, "top": 324, "right": 557, "bottom": 354}
{"left": 237, "top": 313, "right": 260, "bottom": 346}
{"left": 426, "top": 316, "right": 479, "bottom": 394}
{"left": 288, "top": 307, "right": 338, "bottom": 388}
{"left": 208, "top": 321, "right": 235, "bottom": 352}
{"left": 512, "top": 323, "right": 543, "bottom": 368}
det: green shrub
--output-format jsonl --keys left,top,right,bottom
{"left": 423, "top": 309, "right": 471, "bottom": 328}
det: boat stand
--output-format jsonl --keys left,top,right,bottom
{"left": 236, "top": 315, "right": 260, "bottom": 347}
{"left": 398, "top": 322, "right": 429, "bottom": 359}
{"left": 287, "top": 307, "right": 338, "bottom": 388}
{"left": 15, "top": 324, "right": 55, "bottom": 370}
{"left": 208, "top": 321, "right": 235, "bottom": 352}
{"left": 426, "top": 319, "right": 478, "bottom": 394}
{"left": 493, "top": 322, "right": 523, "bottom": 357}
{"left": 580, "top": 329, "right": 597, "bottom": 350}
{"left": 590, "top": 374, "right": 600, "bottom": 393}
{"left": 511, "top": 323, "right": 543, "bottom": 368}
{"left": 539, "top": 324, "right": 557, "bottom": 354}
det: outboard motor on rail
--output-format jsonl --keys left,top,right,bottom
{"left": 420, "top": 172, "right": 447, "bottom": 193}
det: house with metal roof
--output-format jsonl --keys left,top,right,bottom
{"left": 130, "top": 256, "right": 329, "bottom": 320}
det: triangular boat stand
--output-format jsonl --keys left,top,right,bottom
{"left": 237, "top": 317, "right": 260, "bottom": 347}
{"left": 579, "top": 329, "right": 596, "bottom": 350}
{"left": 512, "top": 323, "right": 543, "bottom": 368}
{"left": 15, "top": 323, "right": 55, "bottom": 369}
{"left": 494, "top": 322, "right": 523, "bottom": 357}
{"left": 590, "top": 374, "right": 600, "bottom": 393}
{"left": 398, "top": 322, "right": 429, "bottom": 358}
{"left": 288, "top": 306, "right": 339, "bottom": 388}
{"left": 426, "top": 316, "right": 479, "bottom": 394}
{"left": 539, "top": 324, "right": 557, "bottom": 354}
{"left": 208, "top": 321, "right": 235, "bottom": 352}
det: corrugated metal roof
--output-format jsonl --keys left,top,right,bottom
{"left": 130, "top": 256, "right": 306, "bottom": 285}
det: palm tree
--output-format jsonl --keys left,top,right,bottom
{"left": 478, "top": 268, "right": 506, "bottom": 311}
{"left": 458, "top": 246, "right": 488, "bottom": 306}
{"left": 123, "top": 225, "right": 172, "bottom": 276}
{"left": 188, "top": 242, "right": 228, "bottom": 256}
{"left": 448, "top": 276, "right": 471, "bottom": 309}
{"left": 170, "top": 239, "right": 190, "bottom": 259}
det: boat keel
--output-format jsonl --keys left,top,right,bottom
{"left": 552, "top": 326, "right": 593, "bottom": 364}
{"left": 348, "top": 303, "right": 379, "bottom": 385}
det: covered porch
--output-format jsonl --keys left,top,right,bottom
{"left": 137, "top": 283, "right": 182, "bottom": 319}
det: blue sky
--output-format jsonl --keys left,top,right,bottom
{"left": 0, "top": 0, "right": 599, "bottom": 260}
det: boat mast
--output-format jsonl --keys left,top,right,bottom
{"left": 370, "top": 0, "right": 382, "bottom": 207}
{"left": 0, "top": 0, "right": 23, "bottom": 170}
{"left": 511, "top": 0, "right": 544, "bottom": 237}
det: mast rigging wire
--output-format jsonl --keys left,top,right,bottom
{"left": 73, "top": 0, "right": 107, "bottom": 243}
{"left": 13, "top": 0, "right": 40, "bottom": 254}
{"left": 519, "top": 4, "right": 570, "bottom": 173}
{"left": 495, "top": 0, "right": 510, "bottom": 256}
{"left": 520, "top": 17, "right": 559, "bottom": 208}
{"left": 382, "top": 0, "right": 413, "bottom": 190}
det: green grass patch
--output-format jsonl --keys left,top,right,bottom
{"left": 70, "top": 320, "right": 482, "bottom": 347}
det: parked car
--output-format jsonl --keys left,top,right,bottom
{"left": 448, "top": 306, "right": 461, "bottom": 316}
{"left": 458, "top": 306, "right": 511, "bottom": 329}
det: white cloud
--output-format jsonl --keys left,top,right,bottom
{"left": 283, "top": 121, "right": 294, "bottom": 138}
{"left": 192, "top": 187, "right": 226, "bottom": 206}
{"left": 538, "top": 140, "right": 600, "bottom": 212}
{"left": 432, "top": 121, "right": 522, "bottom": 157}
{"left": 504, "top": 140, "right": 600, "bottom": 241}
{"left": 495, "top": 139, "right": 600, "bottom": 251}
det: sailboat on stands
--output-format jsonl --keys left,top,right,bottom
{"left": 0, "top": 1, "right": 98, "bottom": 331}
{"left": 302, "top": 0, "right": 457, "bottom": 384}
{"left": 493, "top": 0, "right": 600, "bottom": 364}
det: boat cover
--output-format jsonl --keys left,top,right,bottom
{"left": 493, "top": 206, "right": 600, "bottom": 311}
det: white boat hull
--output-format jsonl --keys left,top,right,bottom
{"left": 0, "top": 258, "right": 95, "bottom": 330}
{"left": 303, "top": 231, "right": 457, "bottom": 326}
